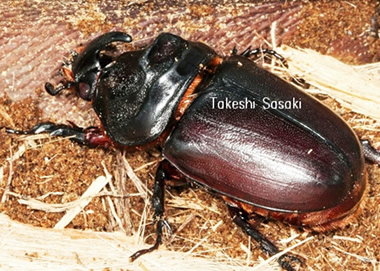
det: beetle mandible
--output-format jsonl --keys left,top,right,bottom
{"left": 5, "top": 31, "right": 380, "bottom": 271}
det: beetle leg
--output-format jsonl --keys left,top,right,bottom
{"left": 130, "top": 160, "right": 174, "bottom": 261}
{"left": 5, "top": 122, "right": 113, "bottom": 147}
{"left": 45, "top": 81, "right": 74, "bottom": 96}
{"left": 361, "top": 140, "right": 380, "bottom": 164}
{"left": 235, "top": 47, "right": 288, "bottom": 67}
{"left": 129, "top": 219, "right": 170, "bottom": 262}
{"left": 227, "top": 204, "right": 302, "bottom": 271}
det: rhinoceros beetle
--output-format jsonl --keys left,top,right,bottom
{"left": 5, "top": 31, "right": 380, "bottom": 271}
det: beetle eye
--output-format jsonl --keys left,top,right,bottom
{"left": 78, "top": 82, "right": 91, "bottom": 100}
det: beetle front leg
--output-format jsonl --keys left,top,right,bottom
{"left": 227, "top": 204, "right": 302, "bottom": 271}
{"left": 232, "top": 46, "right": 288, "bottom": 67}
{"left": 5, "top": 122, "right": 113, "bottom": 147}
{"left": 130, "top": 160, "right": 173, "bottom": 261}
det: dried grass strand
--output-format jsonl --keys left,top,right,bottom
{"left": 278, "top": 46, "right": 380, "bottom": 123}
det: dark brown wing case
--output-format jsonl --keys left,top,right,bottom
{"left": 164, "top": 56, "right": 365, "bottom": 213}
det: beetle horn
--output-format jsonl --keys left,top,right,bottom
{"left": 72, "top": 31, "right": 132, "bottom": 77}
{"left": 71, "top": 31, "right": 132, "bottom": 100}
{"left": 45, "top": 32, "right": 133, "bottom": 99}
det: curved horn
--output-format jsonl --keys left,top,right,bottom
{"left": 72, "top": 32, "right": 132, "bottom": 100}
{"left": 45, "top": 32, "right": 132, "bottom": 99}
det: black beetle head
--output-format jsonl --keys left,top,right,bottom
{"left": 46, "top": 32, "right": 132, "bottom": 101}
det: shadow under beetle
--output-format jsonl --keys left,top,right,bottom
{"left": 6, "top": 31, "right": 380, "bottom": 271}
